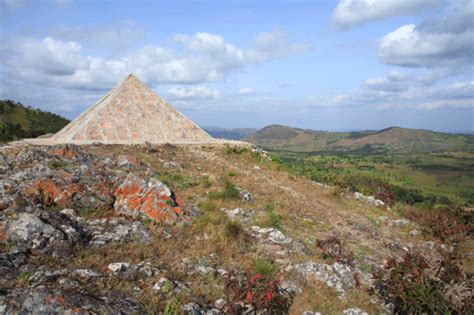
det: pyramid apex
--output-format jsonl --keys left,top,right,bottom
{"left": 126, "top": 73, "right": 140, "bottom": 81}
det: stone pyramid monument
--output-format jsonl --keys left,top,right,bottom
{"left": 52, "top": 74, "right": 214, "bottom": 144}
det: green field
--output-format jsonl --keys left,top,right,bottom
{"left": 271, "top": 150, "right": 474, "bottom": 207}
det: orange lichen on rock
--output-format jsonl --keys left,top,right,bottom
{"left": 26, "top": 179, "right": 63, "bottom": 206}
{"left": 114, "top": 173, "right": 188, "bottom": 224}
{"left": 25, "top": 179, "right": 80, "bottom": 206}
{"left": 49, "top": 145, "right": 80, "bottom": 159}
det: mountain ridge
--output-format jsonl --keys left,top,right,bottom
{"left": 245, "top": 124, "right": 474, "bottom": 154}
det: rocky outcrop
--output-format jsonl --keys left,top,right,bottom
{"left": 1, "top": 144, "right": 116, "bottom": 213}
{"left": 294, "top": 261, "right": 356, "bottom": 298}
{"left": 1, "top": 278, "right": 143, "bottom": 314}
{"left": 114, "top": 173, "right": 188, "bottom": 224}
{"left": 5, "top": 209, "right": 90, "bottom": 255}
{"left": 354, "top": 192, "right": 385, "bottom": 208}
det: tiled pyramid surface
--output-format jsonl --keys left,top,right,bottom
{"left": 53, "top": 74, "right": 213, "bottom": 144}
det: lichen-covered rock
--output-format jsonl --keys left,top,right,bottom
{"left": 294, "top": 261, "right": 355, "bottom": 298}
{"left": 14, "top": 146, "right": 52, "bottom": 165}
{"left": 237, "top": 187, "right": 253, "bottom": 202}
{"left": 114, "top": 173, "right": 188, "bottom": 224}
{"left": 343, "top": 308, "right": 369, "bottom": 315}
{"left": 388, "top": 219, "right": 411, "bottom": 227}
{"left": 5, "top": 209, "right": 90, "bottom": 255}
{"left": 25, "top": 178, "right": 80, "bottom": 207}
{"left": 48, "top": 144, "right": 86, "bottom": 160}
{"left": 87, "top": 217, "right": 150, "bottom": 246}
{"left": 1, "top": 286, "right": 143, "bottom": 314}
{"left": 354, "top": 192, "right": 385, "bottom": 207}
{"left": 221, "top": 207, "right": 255, "bottom": 222}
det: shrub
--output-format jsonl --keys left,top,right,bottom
{"left": 222, "top": 180, "right": 240, "bottom": 199}
{"left": 372, "top": 252, "right": 473, "bottom": 314}
{"left": 253, "top": 258, "right": 277, "bottom": 278}
{"left": 224, "top": 271, "right": 294, "bottom": 314}
{"left": 402, "top": 206, "right": 473, "bottom": 242}
{"left": 316, "top": 236, "right": 355, "bottom": 267}
{"left": 225, "top": 220, "right": 244, "bottom": 240}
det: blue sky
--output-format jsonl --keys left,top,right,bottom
{"left": 0, "top": 0, "right": 472, "bottom": 132}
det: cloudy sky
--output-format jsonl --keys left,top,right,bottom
{"left": 0, "top": 0, "right": 472, "bottom": 132}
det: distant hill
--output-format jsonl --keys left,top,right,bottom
{"left": 0, "top": 100, "right": 70, "bottom": 142}
{"left": 245, "top": 124, "right": 474, "bottom": 154}
{"left": 204, "top": 127, "right": 257, "bottom": 140}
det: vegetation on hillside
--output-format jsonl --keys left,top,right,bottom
{"left": 246, "top": 125, "right": 474, "bottom": 154}
{"left": 0, "top": 99, "right": 69, "bottom": 142}
{"left": 272, "top": 151, "right": 474, "bottom": 207}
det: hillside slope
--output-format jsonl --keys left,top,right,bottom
{"left": 0, "top": 99, "right": 69, "bottom": 142}
{"left": 246, "top": 125, "right": 474, "bottom": 154}
{"left": 0, "top": 143, "right": 471, "bottom": 314}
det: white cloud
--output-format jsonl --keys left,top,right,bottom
{"left": 363, "top": 70, "right": 410, "bottom": 92}
{"left": 310, "top": 70, "right": 473, "bottom": 111}
{"left": 378, "top": 0, "right": 474, "bottom": 67}
{"left": 1, "top": 37, "right": 89, "bottom": 76}
{"left": 238, "top": 88, "right": 254, "bottom": 95}
{"left": 331, "top": 0, "right": 439, "bottom": 30}
{"left": 0, "top": 30, "right": 308, "bottom": 94}
{"left": 168, "top": 86, "right": 220, "bottom": 99}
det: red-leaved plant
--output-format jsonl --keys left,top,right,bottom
{"left": 372, "top": 251, "right": 473, "bottom": 314}
{"left": 316, "top": 235, "right": 355, "bottom": 267}
{"left": 223, "top": 271, "right": 294, "bottom": 314}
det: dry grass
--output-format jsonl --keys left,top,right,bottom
{"left": 79, "top": 143, "right": 457, "bottom": 313}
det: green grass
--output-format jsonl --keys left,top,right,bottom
{"left": 272, "top": 150, "right": 474, "bottom": 207}
{"left": 164, "top": 298, "right": 180, "bottom": 315}
{"left": 157, "top": 171, "right": 199, "bottom": 190}
{"left": 255, "top": 208, "right": 282, "bottom": 229}
{"left": 253, "top": 258, "right": 277, "bottom": 278}
{"left": 208, "top": 180, "right": 240, "bottom": 200}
